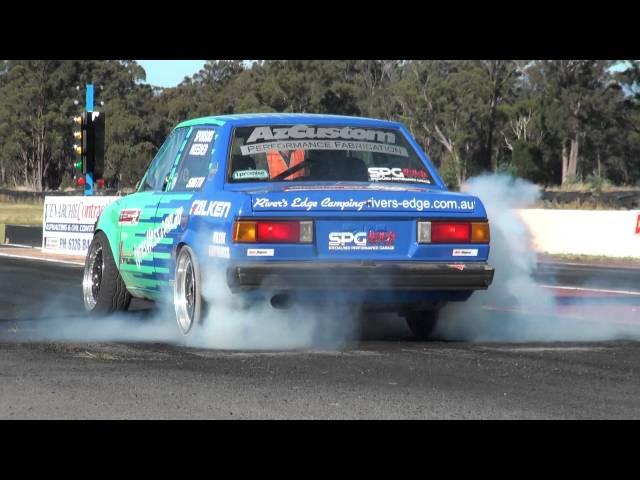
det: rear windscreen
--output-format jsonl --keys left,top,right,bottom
{"left": 227, "top": 125, "right": 433, "bottom": 185}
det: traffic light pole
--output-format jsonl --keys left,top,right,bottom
{"left": 85, "top": 84, "right": 94, "bottom": 196}
{"left": 72, "top": 84, "right": 105, "bottom": 194}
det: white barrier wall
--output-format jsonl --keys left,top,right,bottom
{"left": 517, "top": 209, "right": 640, "bottom": 258}
{"left": 42, "top": 196, "right": 120, "bottom": 255}
{"left": 39, "top": 197, "right": 639, "bottom": 258}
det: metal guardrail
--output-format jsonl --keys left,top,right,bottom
{"left": 0, "top": 225, "right": 42, "bottom": 247}
{"left": 541, "top": 190, "right": 640, "bottom": 209}
{"left": 0, "top": 188, "right": 120, "bottom": 202}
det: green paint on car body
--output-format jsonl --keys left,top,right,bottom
{"left": 175, "top": 116, "right": 226, "bottom": 128}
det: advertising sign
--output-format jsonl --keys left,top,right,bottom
{"left": 42, "top": 196, "right": 119, "bottom": 255}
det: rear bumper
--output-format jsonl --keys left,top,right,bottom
{"left": 226, "top": 261, "right": 495, "bottom": 291}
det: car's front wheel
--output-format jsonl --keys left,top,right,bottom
{"left": 174, "top": 245, "right": 205, "bottom": 335}
{"left": 405, "top": 309, "right": 440, "bottom": 341}
{"left": 82, "top": 231, "right": 132, "bottom": 315}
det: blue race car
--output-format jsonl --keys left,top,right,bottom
{"left": 83, "top": 113, "right": 494, "bottom": 339}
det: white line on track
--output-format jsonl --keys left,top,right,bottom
{"left": 1, "top": 254, "right": 638, "bottom": 293}
{"left": 540, "top": 284, "right": 640, "bottom": 296}
{"left": 2, "top": 243, "right": 40, "bottom": 249}
{"left": 539, "top": 261, "right": 640, "bottom": 271}
{"left": 0, "top": 252, "right": 84, "bottom": 266}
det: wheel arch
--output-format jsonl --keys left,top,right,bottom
{"left": 94, "top": 227, "right": 121, "bottom": 267}
{"left": 94, "top": 199, "right": 123, "bottom": 266}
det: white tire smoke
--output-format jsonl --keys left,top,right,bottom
{"left": 436, "top": 173, "right": 640, "bottom": 342}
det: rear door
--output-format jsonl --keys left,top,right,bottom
{"left": 154, "top": 126, "right": 221, "bottom": 277}
{"left": 117, "top": 127, "right": 190, "bottom": 296}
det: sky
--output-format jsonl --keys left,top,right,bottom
{"left": 136, "top": 60, "right": 636, "bottom": 89}
{"left": 137, "top": 60, "right": 206, "bottom": 88}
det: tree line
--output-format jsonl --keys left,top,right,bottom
{"left": 0, "top": 59, "right": 638, "bottom": 191}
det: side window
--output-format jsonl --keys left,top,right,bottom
{"left": 169, "top": 127, "right": 218, "bottom": 192}
{"left": 139, "top": 128, "right": 189, "bottom": 192}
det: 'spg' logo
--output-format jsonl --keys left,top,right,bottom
{"left": 368, "top": 167, "right": 405, "bottom": 180}
{"left": 328, "top": 231, "right": 368, "bottom": 247}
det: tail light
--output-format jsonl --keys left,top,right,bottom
{"left": 417, "top": 221, "right": 489, "bottom": 244}
{"left": 233, "top": 220, "right": 313, "bottom": 243}
{"left": 432, "top": 222, "right": 471, "bottom": 243}
{"left": 470, "top": 222, "right": 490, "bottom": 243}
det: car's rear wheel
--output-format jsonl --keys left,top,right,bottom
{"left": 83, "top": 231, "right": 132, "bottom": 315}
{"left": 174, "top": 245, "right": 205, "bottom": 335}
{"left": 405, "top": 309, "right": 440, "bottom": 341}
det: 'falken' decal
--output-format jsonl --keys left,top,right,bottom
{"left": 190, "top": 200, "right": 231, "bottom": 218}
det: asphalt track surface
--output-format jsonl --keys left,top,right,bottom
{"left": 1, "top": 254, "right": 639, "bottom": 419}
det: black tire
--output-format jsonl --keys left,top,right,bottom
{"left": 82, "top": 231, "right": 132, "bottom": 315}
{"left": 405, "top": 309, "right": 440, "bottom": 341}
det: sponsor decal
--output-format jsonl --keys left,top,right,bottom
{"left": 366, "top": 230, "right": 397, "bottom": 246}
{"left": 44, "top": 223, "right": 95, "bottom": 233}
{"left": 246, "top": 126, "right": 396, "bottom": 144}
{"left": 190, "top": 200, "right": 231, "bottom": 218}
{"left": 283, "top": 185, "right": 424, "bottom": 192}
{"left": 253, "top": 198, "right": 290, "bottom": 209}
{"left": 133, "top": 207, "right": 184, "bottom": 268}
{"left": 118, "top": 209, "right": 141, "bottom": 226}
{"left": 186, "top": 177, "right": 205, "bottom": 189}
{"left": 290, "top": 197, "right": 317, "bottom": 211}
{"left": 452, "top": 249, "right": 478, "bottom": 257}
{"left": 243, "top": 126, "right": 406, "bottom": 156}
{"left": 194, "top": 130, "right": 215, "bottom": 143}
{"left": 44, "top": 237, "right": 59, "bottom": 249}
{"left": 209, "top": 245, "right": 230, "bottom": 259}
{"left": 247, "top": 248, "right": 274, "bottom": 257}
{"left": 180, "top": 211, "right": 189, "bottom": 230}
{"left": 43, "top": 196, "right": 120, "bottom": 255}
{"left": 44, "top": 200, "right": 114, "bottom": 222}
{"left": 232, "top": 169, "right": 269, "bottom": 180}
{"left": 189, "top": 143, "right": 209, "bottom": 156}
{"left": 368, "top": 167, "right": 431, "bottom": 184}
{"left": 636, "top": 214, "right": 640, "bottom": 235}
{"left": 212, "top": 231, "right": 226, "bottom": 245}
{"left": 402, "top": 168, "right": 431, "bottom": 182}
{"left": 368, "top": 167, "right": 404, "bottom": 180}
{"left": 252, "top": 196, "right": 475, "bottom": 212}
{"left": 328, "top": 230, "right": 396, "bottom": 251}
{"left": 240, "top": 140, "right": 407, "bottom": 157}
{"left": 55, "top": 237, "right": 92, "bottom": 252}
{"left": 448, "top": 264, "right": 466, "bottom": 271}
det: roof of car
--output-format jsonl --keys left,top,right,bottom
{"left": 175, "top": 113, "right": 404, "bottom": 129}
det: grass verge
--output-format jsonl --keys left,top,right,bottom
{"left": 539, "top": 252, "right": 640, "bottom": 267}
{"left": 0, "top": 202, "right": 43, "bottom": 226}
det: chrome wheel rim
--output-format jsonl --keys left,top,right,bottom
{"left": 175, "top": 250, "right": 197, "bottom": 334}
{"left": 83, "top": 243, "right": 103, "bottom": 310}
